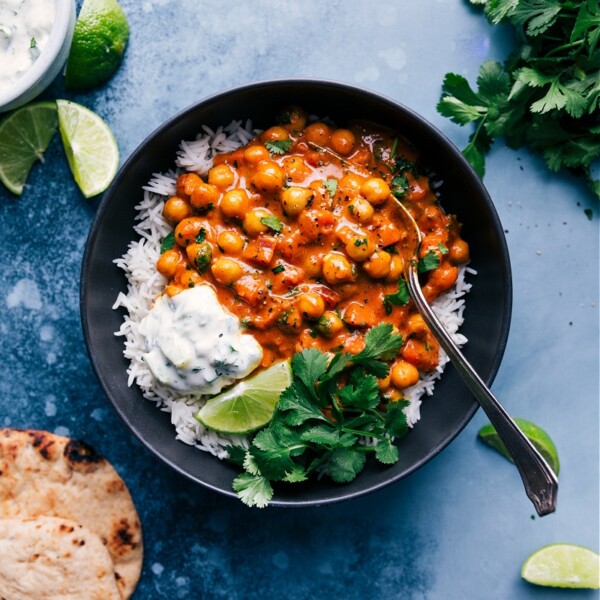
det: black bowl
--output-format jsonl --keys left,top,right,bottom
{"left": 81, "top": 79, "right": 512, "bottom": 506}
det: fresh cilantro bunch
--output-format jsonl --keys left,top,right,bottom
{"left": 438, "top": 0, "right": 600, "bottom": 198}
{"left": 228, "top": 323, "right": 409, "bottom": 508}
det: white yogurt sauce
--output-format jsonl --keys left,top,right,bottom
{"left": 138, "top": 285, "right": 263, "bottom": 395}
{"left": 0, "top": 0, "right": 56, "bottom": 95}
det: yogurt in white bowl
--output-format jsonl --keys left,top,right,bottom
{"left": 0, "top": 0, "right": 75, "bottom": 112}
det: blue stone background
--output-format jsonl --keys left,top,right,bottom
{"left": 1, "top": 0, "right": 598, "bottom": 598}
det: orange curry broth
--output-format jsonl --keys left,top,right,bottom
{"left": 156, "top": 107, "right": 469, "bottom": 398}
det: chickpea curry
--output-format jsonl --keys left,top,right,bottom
{"left": 156, "top": 106, "right": 470, "bottom": 399}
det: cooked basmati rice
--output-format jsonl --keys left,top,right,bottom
{"left": 113, "top": 119, "right": 474, "bottom": 459}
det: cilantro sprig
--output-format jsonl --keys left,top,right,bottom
{"left": 437, "top": 0, "right": 600, "bottom": 198}
{"left": 229, "top": 323, "right": 408, "bottom": 508}
{"left": 265, "top": 139, "right": 292, "bottom": 155}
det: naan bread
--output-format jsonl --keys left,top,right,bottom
{"left": 0, "top": 429, "right": 143, "bottom": 599}
{"left": 0, "top": 516, "right": 121, "bottom": 600}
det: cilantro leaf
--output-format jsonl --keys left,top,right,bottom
{"left": 260, "top": 215, "right": 284, "bottom": 233}
{"left": 418, "top": 249, "right": 441, "bottom": 273}
{"left": 283, "top": 464, "right": 308, "bottom": 483}
{"left": 391, "top": 175, "right": 409, "bottom": 198}
{"left": 356, "top": 323, "right": 404, "bottom": 362}
{"left": 224, "top": 445, "right": 247, "bottom": 466}
{"left": 300, "top": 424, "right": 347, "bottom": 446}
{"left": 326, "top": 448, "right": 367, "bottom": 483}
{"left": 323, "top": 178, "right": 338, "bottom": 196}
{"left": 232, "top": 473, "right": 273, "bottom": 508}
{"left": 160, "top": 231, "right": 175, "bottom": 253}
{"left": 337, "top": 369, "right": 381, "bottom": 410}
{"left": 292, "top": 348, "right": 329, "bottom": 401}
{"left": 265, "top": 139, "right": 292, "bottom": 155}
{"left": 375, "top": 439, "right": 400, "bottom": 465}
{"left": 384, "top": 277, "right": 410, "bottom": 314}
{"left": 195, "top": 228, "right": 206, "bottom": 243}
{"left": 385, "top": 401, "right": 410, "bottom": 438}
{"left": 277, "top": 382, "right": 328, "bottom": 426}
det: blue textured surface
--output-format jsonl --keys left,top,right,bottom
{"left": 1, "top": 1, "right": 598, "bottom": 598}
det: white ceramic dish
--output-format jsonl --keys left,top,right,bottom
{"left": 0, "top": 0, "right": 76, "bottom": 113}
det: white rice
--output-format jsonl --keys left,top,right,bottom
{"left": 113, "top": 119, "right": 473, "bottom": 458}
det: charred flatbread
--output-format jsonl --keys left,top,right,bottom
{"left": 0, "top": 429, "right": 143, "bottom": 598}
{"left": 0, "top": 515, "right": 122, "bottom": 600}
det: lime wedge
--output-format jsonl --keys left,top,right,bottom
{"left": 522, "top": 544, "right": 600, "bottom": 589}
{"left": 196, "top": 361, "right": 292, "bottom": 434}
{"left": 0, "top": 101, "right": 58, "bottom": 195}
{"left": 478, "top": 417, "right": 560, "bottom": 475}
{"left": 56, "top": 99, "right": 119, "bottom": 198}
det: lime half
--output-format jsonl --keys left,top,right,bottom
{"left": 196, "top": 361, "right": 292, "bottom": 435}
{"left": 57, "top": 100, "right": 119, "bottom": 198}
{"left": 522, "top": 544, "right": 600, "bottom": 589}
{"left": 65, "top": 0, "right": 130, "bottom": 89}
{"left": 478, "top": 418, "right": 560, "bottom": 475}
{"left": 0, "top": 102, "right": 58, "bottom": 195}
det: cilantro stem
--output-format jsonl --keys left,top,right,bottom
{"left": 544, "top": 39, "right": 583, "bottom": 58}
{"left": 339, "top": 426, "right": 387, "bottom": 440}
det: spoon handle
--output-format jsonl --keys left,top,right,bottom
{"left": 406, "top": 266, "right": 558, "bottom": 516}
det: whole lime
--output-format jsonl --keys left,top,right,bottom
{"left": 65, "top": 0, "right": 130, "bottom": 89}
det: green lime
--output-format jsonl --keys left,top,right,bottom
{"left": 478, "top": 417, "right": 560, "bottom": 475}
{"left": 65, "top": 0, "right": 130, "bottom": 89}
{"left": 0, "top": 102, "right": 58, "bottom": 195}
{"left": 196, "top": 361, "right": 292, "bottom": 435}
{"left": 56, "top": 99, "right": 119, "bottom": 198}
{"left": 522, "top": 544, "right": 600, "bottom": 589}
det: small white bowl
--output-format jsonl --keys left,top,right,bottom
{"left": 0, "top": 0, "right": 76, "bottom": 113}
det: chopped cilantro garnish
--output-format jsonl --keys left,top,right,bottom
{"left": 383, "top": 278, "right": 410, "bottom": 314}
{"left": 271, "top": 264, "right": 285, "bottom": 274}
{"left": 30, "top": 37, "right": 37, "bottom": 49}
{"left": 265, "top": 140, "right": 292, "bottom": 155}
{"left": 418, "top": 250, "right": 441, "bottom": 273}
{"left": 160, "top": 232, "right": 175, "bottom": 253}
{"left": 231, "top": 323, "right": 407, "bottom": 508}
{"left": 196, "top": 228, "right": 206, "bottom": 243}
{"left": 324, "top": 178, "right": 338, "bottom": 196}
{"left": 354, "top": 238, "right": 368, "bottom": 247}
{"left": 391, "top": 175, "right": 409, "bottom": 198}
{"left": 260, "top": 215, "right": 284, "bottom": 233}
{"left": 438, "top": 243, "right": 449, "bottom": 255}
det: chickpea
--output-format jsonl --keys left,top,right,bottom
{"left": 190, "top": 182, "right": 219, "bottom": 211}
{"left": 383, "top": 388, "right": 403, "bottom": 403}
{"left": 361, "top": 177, "right": 391, "bottom": 206}
{"left": 305, "top": 122, "right": 331, "bottom": 146}
{"left": 156, "top": 248, "right": 182, "bottom": 278}
{"left": 220, "top": 189, "right": 250, "bottom": 219}
{"left": 378, "top": 374, "right": 391, "bottom": 391}
{"left": 243, "top": 145, "right": 270, "bottom": 165}
{"left": 330, "top": 129, "right": 356, "bottom": 156}
{"left": 349, "top": 198, "right": 375, "bottom": 223}
{"left": 211, "top": 257, "right": 244, "bottom": 285}
{"left": 278, "top": 306, "right": 303, "bottom": 333}
{"left": 186, "top": 242, "right": 213, "bottom": 272}
{"left": 243, "top": 207, "right": 271, "bottom": 237}
{"left": 280, "top": 186, "right": 312, "bottom": 217}
{"left": 407, "top": 313, "right": 428, "bottom": 335}
{"left": 386, "top": 254, "right": 404, "bottom": 281}
{"left": 162, "top": 196, "right": 192, "bottom": 223}
{"left": 317, "top": 311, "right": 344, "bottom": 338}
{"left": 322, "top": 252, "right": 355, "bottom": 285}
{"left": 363, "top": 251, "right": 392, "bottom": 279}
{"left": 390, "top": 360, "right": 420, "bottom": 389}
{"left": 174, "top": 217, "right": 205, "bottom": 247}
{"left": 261, "top": 126, "right": 290, "bottom": 142}
{"left": 251, "top": 161, "right": 284, "bottom": 193}
{"left": 296, "top": 293, "right": 325, "bottom": 320}
{"left": 176, "top": 173, "right": 203, "bottom": 197}
{"left": 282, "top": 156, "right": 312, "bottom": 183}
{"left": 302, "top": 253, "right": 322, "bottom": 278}
{"left": 217, "top": 230, "right": 245, "bottom": 254}
{"left": 179, "top": 269, "right": 203, "bottom": 289}
{"left": 448, "top": 239, "right": 470, "bottom": 265}
{"left": 345, "top": 235, "right": 375, "bottom": 262}
{"left": 277, "top": 105, "right": 307, "bottom": 131}
{"left": 208, "top": 164, "right": 235, "bottom": 189}
{"left": 339, "top": 173, "right": 365, "bottom": 196}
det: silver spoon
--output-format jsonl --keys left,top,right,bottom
{"left": 307, "top": 140, "right": 558, "bottom": 515}
{"left": 394, "top": 200, "right": 558, "bottom": 517}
